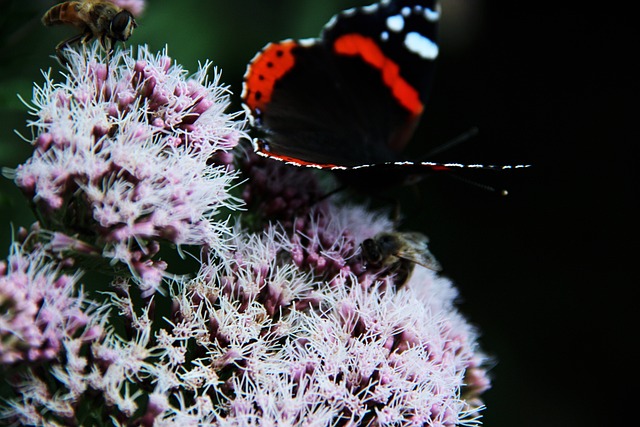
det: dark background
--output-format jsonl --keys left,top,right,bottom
{"left": 0, "top": 1, "right": 634, "bottom": 426}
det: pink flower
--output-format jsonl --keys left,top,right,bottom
{"left": 112, "top": 0, "right": 146, "bottom": 17}
{"left": 240, "top": 151, "right": 326, "bottom": 228}
{"left": 1, "top": 33, "right": 490, "bottom": 427}
{"left": 0, "top": 240, "right": 100, "bottom": 365}
{"left": 11, "top": 44, "right": 246, "bottom": 295}
{"left": 137, "top": 216, "right": 489, "bottom": 425}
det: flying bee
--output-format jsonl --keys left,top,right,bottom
{"left": 361, "top": 232, "right": 442, "bottom": 286}
{"left": 42, "top": 0, "right": 137, "bottom": 65}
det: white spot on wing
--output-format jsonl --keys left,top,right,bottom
{"left": 401, "top": 6, "right": 411, "bottom": 17}
{"left": 404, "top": 32, "right": 439, "bottom": 59}
{"left": 386, "top": 15, "right": 404, "bottom": 32}
{"left": 343, "top": 7, "right": 356, "bottom": 17}
{"left": 325, "top": 14, "right": 338, "bottom": 29}
{"left": 362, "top": 4, "right": 379, "bottom": 13}
{"left": 380, "top": 31, "right": 389, "bottom": 41}
{"left": 298, "top": 38, "right": 317, "bottom": 47}
{"left": 424, "top": 7, "right": 440, "bottom": 22}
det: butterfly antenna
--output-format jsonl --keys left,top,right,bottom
{"left": 312, "top": 184, "right": 348, "bottom": 205}
{"left": 444, "top": 171, "right": 509, "bottom": 196}
{"left": 419, "top": 126, "right": 479, "bottom": 160}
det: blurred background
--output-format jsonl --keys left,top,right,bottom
{"left": 0, "top": 1, "right": 633, "bottom": 426}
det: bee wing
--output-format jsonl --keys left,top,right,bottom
{"left": 395, "top": 232, "right": 442, "bottom": 271}
{"left": 397, "top": 232, "right": 430, "bottom": 246}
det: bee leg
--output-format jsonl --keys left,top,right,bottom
{"left": 80, "top": 32, "right": 96, "bottom": 63}
{"left": 390, "top": 260, "right": 412, "bottom": 288}
{"left": 99, "top": 35, "right": 113, "bottom": 75}
{"left": 106, "top": 45, "right": 115, "bottom": 76}
{"left": 54, "top": 33, "right": 85, "bottom": 66}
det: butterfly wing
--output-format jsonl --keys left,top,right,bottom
{"left": 321, "top": 0, "right": 440, "bottom": 154}
{"left": 242, "top": 0, "right": 440, "bottom": 168}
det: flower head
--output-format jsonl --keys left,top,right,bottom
{"left": 240, "top": 149, "right": 326, "bottom": 229}
{"left": 0, "top": 239, "right": 101, "bottom": 365}
{"left": 11, "top": 44, "right": 245, "bottom": 295}
{"left": 104, "top": 213, "right": 488, "bottom": 426}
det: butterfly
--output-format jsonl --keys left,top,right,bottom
{"left": 242, "top": 0, "right": 527, "bottom": 190}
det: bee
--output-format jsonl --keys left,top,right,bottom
{"left": 42, "top": 0, "right": 137, "bottom": 65}
{"left": 361, "top": 232, "right": 442, "bottom": 286}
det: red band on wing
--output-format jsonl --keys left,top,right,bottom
{"left": 244, "top": 41, "right": 297, "bottom": 111}
{"left": 333, "top": 34, "right": 423, "bottom": 117}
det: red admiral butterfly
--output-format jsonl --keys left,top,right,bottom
{"left": 242, "top": 0, "right": 527, "bottom": 189}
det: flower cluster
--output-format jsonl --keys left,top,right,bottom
{"left": 145, "top": 217, "right": 490, "bottom": 426}
{"left": 1, "top": 28, "right": 491, "bottom": 427}
{"left": 0, "top": 253, "right": 151, "bottom": 425}
{"left": 11, "top": 44, "right": 244, "bottom": 295}
{"left": 240, "top": 150, "right": 326, "bottom": 228}
{"left": 240, "top": 151, "right": 395, "bottom": 286}
{"left": 0, "top": 239, "right": 102, "bottom": 365}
